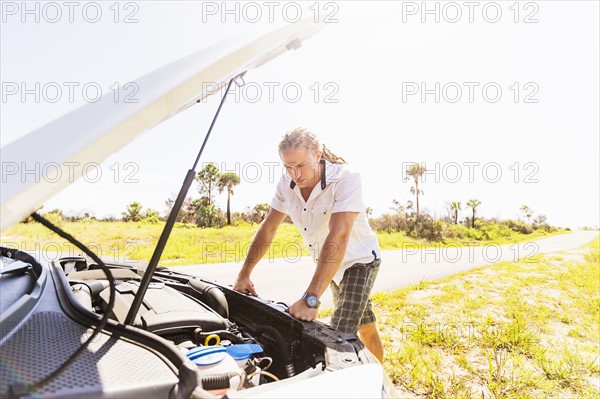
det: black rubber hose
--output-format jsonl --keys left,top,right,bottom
{"left": 188, "top": 279, "right": 229, "bottom": 318}
{"left": 253, "top": 326, "right": 295, "bottom": 377}
{"left": 200, "top": 373, "right": 237, "bottom": 390}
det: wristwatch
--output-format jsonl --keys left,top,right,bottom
{"left": 301, "top": 292, "right": 321, "bottom": 309}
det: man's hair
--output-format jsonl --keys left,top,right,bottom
{"left": 278, "top": 127, "right": 347, "bottom": 164}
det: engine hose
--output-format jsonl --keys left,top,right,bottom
{"left": 188, "top": 279, "right": 229, "bottom": 318}
{"left": 193, "top": 329, "right": 247, "bottom": 344}
{"left": 253, "top": 326, "right": 295, "bottom": 377}
{"left": 201, "top": 372, "right": 238, "bottom": 390}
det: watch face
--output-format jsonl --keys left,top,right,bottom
{"left": 306, "top": 295, "right": 318, "bottom": 308}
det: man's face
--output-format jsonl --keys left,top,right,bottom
{"left": 280, "top": 147, "right": 322, "bottom": 189}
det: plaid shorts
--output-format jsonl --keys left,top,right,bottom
{"left": 329, "top": 258, "right": 381, "bottom": 334}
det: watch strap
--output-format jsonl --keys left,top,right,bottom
{"left": 301, "top": 292, "right": 321, "bottom": 308}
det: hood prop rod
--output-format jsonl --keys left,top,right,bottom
{"left": 125, "top": 75, "right": 242, "bottom": 326}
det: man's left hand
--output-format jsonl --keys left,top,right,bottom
{"left": 287, "top": 299, "right": 319, "bottom": 321}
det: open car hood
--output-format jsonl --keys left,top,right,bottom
{"left": 1, "top": 19, "right": 321, "bottom": 232}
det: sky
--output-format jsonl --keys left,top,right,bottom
{"left": 1, "top": 1, "right": 599, "bottom": 229}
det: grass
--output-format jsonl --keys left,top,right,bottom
{"left": 1, "top": 220, "right": 568, "bottom": 266}
{"left": 317, "top": 236, "right": 599, "bottom": 397}
{"left": 348, "top": 236, "right": 599, "bottom": 398}
{"left": 0, "top": 220, "right": 309, "bottom": 265}
{"left": 3, "top": 218, "right": 595, "bottom": 397}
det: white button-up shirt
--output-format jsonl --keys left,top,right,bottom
{"left": 270, "top": 159, "right": 381, "bottom": 284}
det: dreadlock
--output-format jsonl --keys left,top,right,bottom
{"left": 278, "top": 127, "right": 347, "bottom": 164}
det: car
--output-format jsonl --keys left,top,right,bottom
{"left": 0, "top": 19, "right": 397, "bottom": 399}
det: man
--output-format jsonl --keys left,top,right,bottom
{"left": 233, "top": 127, "right": 384, "bottom": 362}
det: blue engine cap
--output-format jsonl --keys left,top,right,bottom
{"left": 186, "top": 345, "right": 226, "bottom": 366}
{"left": 225, "top": 343, "right": 264, "bottom": 360}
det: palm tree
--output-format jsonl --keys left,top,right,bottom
{"left": 404, "top": 163, "right": 427, "bottom": 216}
{"left": 466, "top": 199, "right": 481, "bottom": 228}
{"left": 450, "top": 201, "right": 461, "bottom": 225}
{"left": 218, "top": 172, "right": 240, "bottom": 225}
{"left": 520, "top": 205, "right": 534, "bottom": 225}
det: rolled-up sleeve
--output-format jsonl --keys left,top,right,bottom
{"left": 332, "top": 172, "right": 365, "bottom": 213}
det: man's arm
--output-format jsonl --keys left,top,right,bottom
{"left": 307, "top": 211, "right": 359, "bottom": 297}
{"left": 288, "top": 211, "right": 358, "bottom": 320}
{"left": 233, "top": 208, "right": 287, "bottom": 295}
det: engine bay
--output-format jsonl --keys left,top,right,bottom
{"left": 1, "top": 247, "right": 371, "bottom": 398}
{"left": 58, "top": 256, "right": 364, "bottom": 397}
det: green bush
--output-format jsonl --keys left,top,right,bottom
{"left": 443, "top": 224, "right": 470, "bottom": 239}
{"left": 420, "top": 219, "right": 444, "bottom": 241}
{"left": 351, "top": 212, "right": 563, "bottom": 243}
{"left": 196, "top": 204, "right": 225, "bottom": 228}
{"left": 444, "top": 224, "right": 486, "bottom": 241}
{"left": 370, "top": 213, "right": 409, "bottom": 233}
{"left": 144, "top": 208, "right": 160, "bottom": 220}
{"left": 404, "top": 214, "right": 444, "bottom": 241}
{"left": 372, "top": 214, "right": 538, "bottom": 242}
{"left": 122, "top": 201, "right": 144, "bottom": 222}
{"left": 532, "top": 223, "right": 556, "bottom": 233}
{"left": 503, "top": 219, "right": 533, "bottom": 234}
{"left": 479, "top": 221, "right": 514, "bottom": 240}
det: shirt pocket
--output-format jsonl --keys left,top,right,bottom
{"left": 310, "top": 200, "right": 334, "bottom": 216}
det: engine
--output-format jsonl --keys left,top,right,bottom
{"left": 63, "top": 259, "right": 314, "bottom": 396}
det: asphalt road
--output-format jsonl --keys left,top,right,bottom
{"left": 176, "top": 231, "right": 599, "bottom": 308}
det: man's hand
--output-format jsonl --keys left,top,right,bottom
{"left": 286, "top": 299, "right": 318, "bottom": 321}
{"left": 233, "top": 274, "right": 258, "bottom": 296}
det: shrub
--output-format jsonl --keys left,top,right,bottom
{"left": 370, "top": 213, "right": 409, "bottom": 233}
{"left": 144, "top": 208, "right": 160, "bottom": 219}
{"left": 195, "top": 204, "right": 225, "bottom": 228}
{"left": 122, "top": 202, "right": 143, "bottom": 222}
{"left": 246, "top": 203, "right": 270, "bottom": 225}
{"left": 479, "top": 221, "right": 513, "bottom": 240}
{"left": 421, "top": 219, "right": 444, "bottom": 241}
{"left": 533, "top": 223, "right": 555, "bottom": 233}
{"left": 444, "top": 224, "right": 470, "bottom": 239}
{"left": 405, "top": 214, "right": 444, "bottom": 241}
{"left": 503, "top": 219, "right": 533, "bottom": 235}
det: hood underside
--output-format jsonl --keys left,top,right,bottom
{"left": 1, "top": 19, "right": 321, "bottom": 232}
